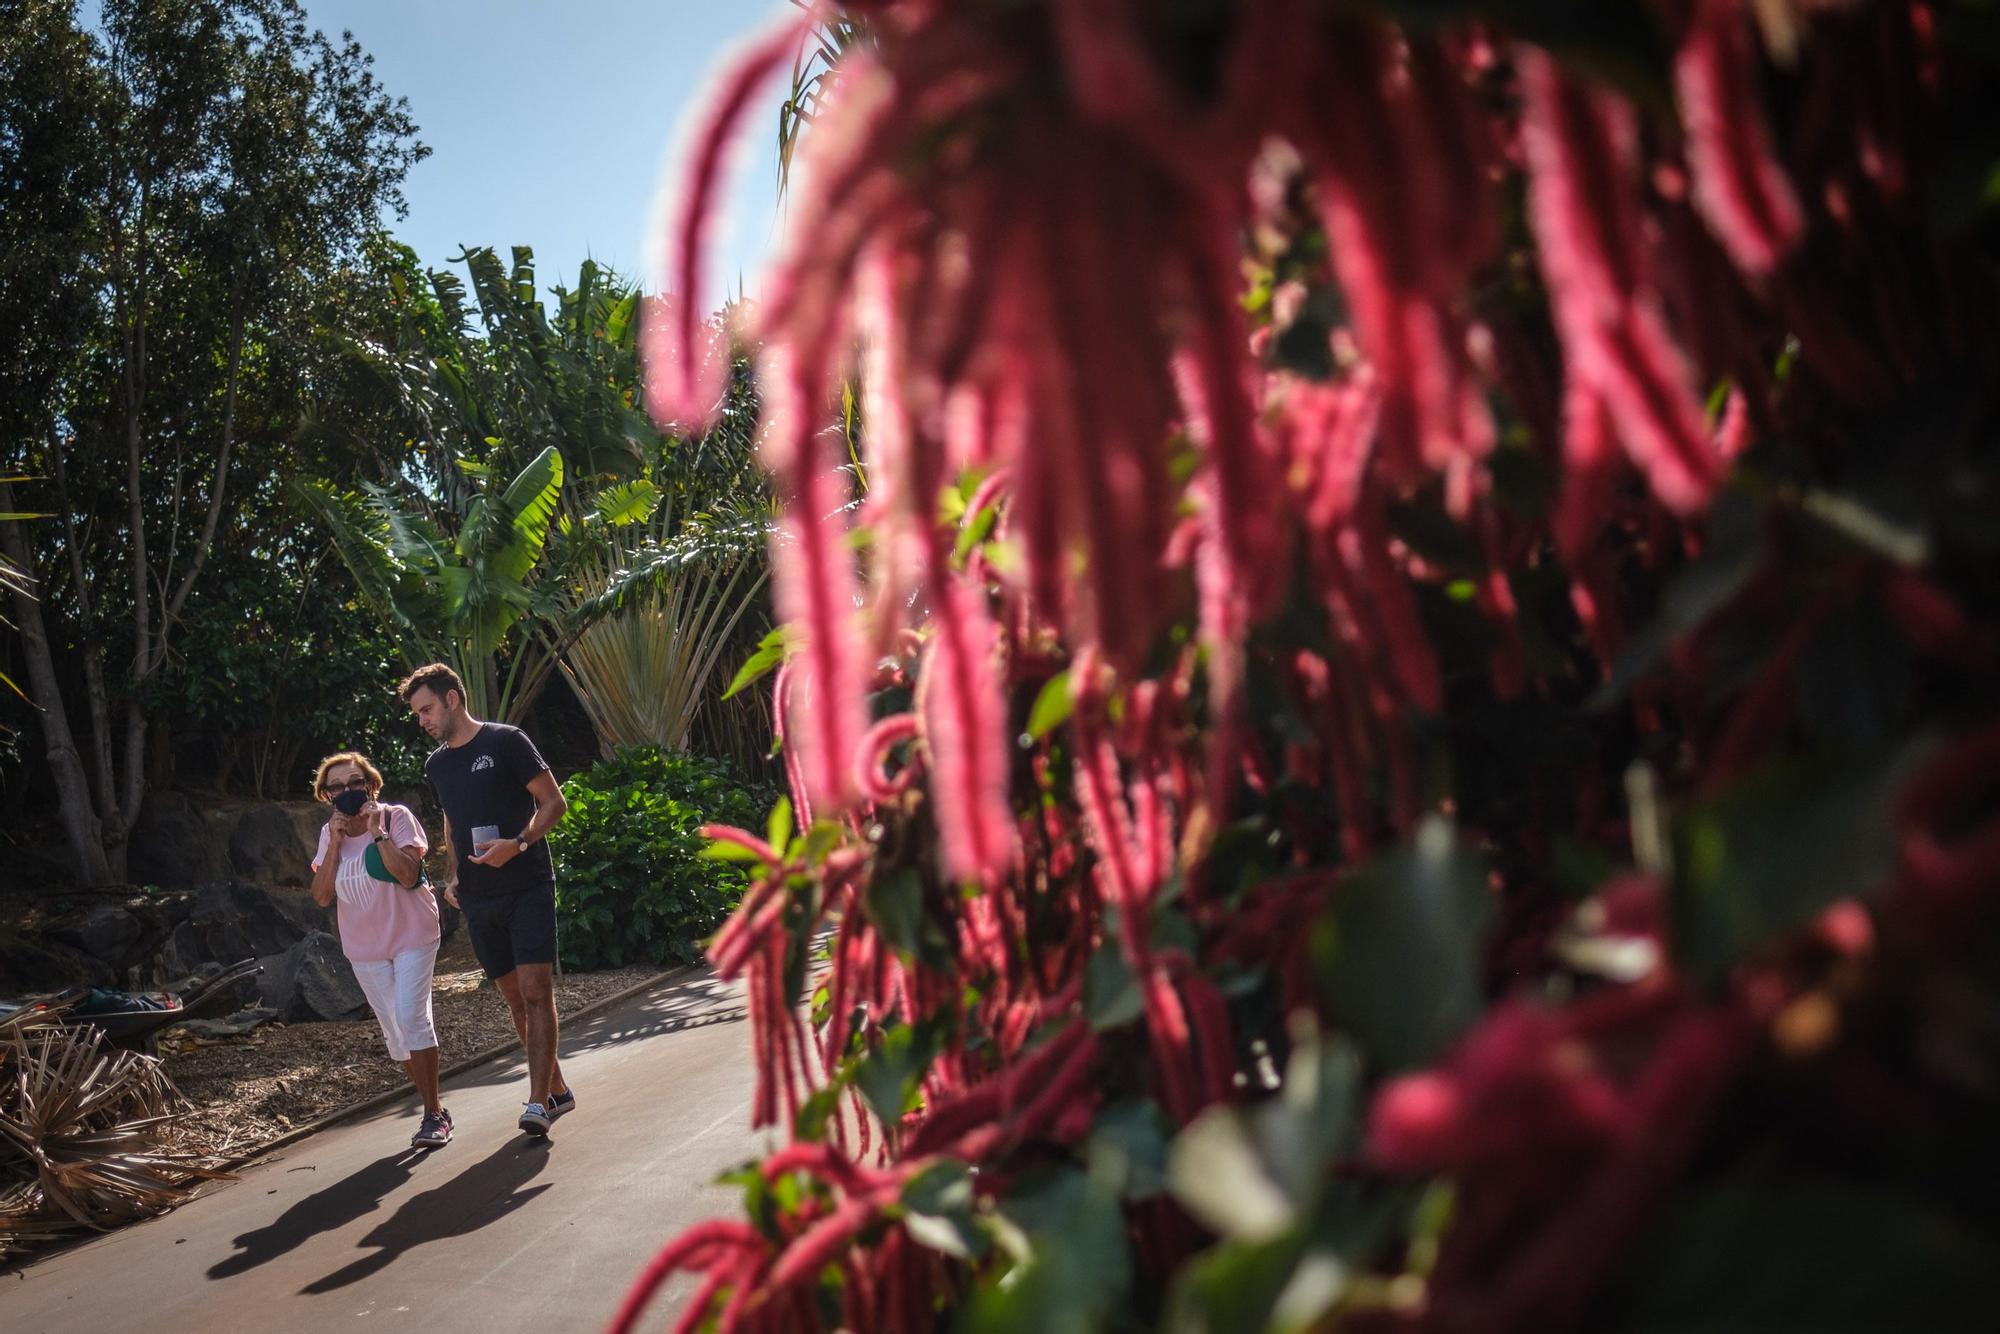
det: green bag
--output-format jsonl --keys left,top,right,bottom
{"left": 363, "top": 838, "right": 424, "bottom": 889}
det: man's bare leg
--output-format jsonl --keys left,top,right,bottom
{"left": 495, "top": 968, "right": 567, "bottom": 1099}
{"left": 514, "top": 963, "right": 559, "bottom": 1105}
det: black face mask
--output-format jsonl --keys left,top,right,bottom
{"left": 332, "top": 788, "right": 369, "bottom": 817}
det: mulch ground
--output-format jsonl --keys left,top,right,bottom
{"left": 158, "top": 937, "right": 658, "bottom": 1159}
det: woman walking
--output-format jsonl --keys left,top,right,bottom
{"left": 310, "top": 750, "right": 452, "bottom": 1149}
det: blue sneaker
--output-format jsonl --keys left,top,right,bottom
{"left": 547, "top": 1087, "right": 575, "bottom": 1122}
{"left": 518, "top": 1101, "right": 552, "bottom": 1136}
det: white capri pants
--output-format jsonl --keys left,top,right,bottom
{"left": 348, "top": 945, "right": 439, "bottom": 1062}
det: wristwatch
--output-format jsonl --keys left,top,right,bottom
{"left": 515, "top": 836, "right": 531, "bottom": 854}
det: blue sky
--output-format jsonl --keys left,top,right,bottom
{"left": 300, "top": 0, "right": 796, "bottom": 298}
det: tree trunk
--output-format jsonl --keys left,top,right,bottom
{"left": 160, "top": 303, "right": 242, "bottom": 631}
{"left": 109, "top": 166, "right": 161, "bottom": 882}
{"left": 474, "top": 652, "right": 494, "bottom": 724}
{"left": 273, "top": 736, "right": 304, "bottom": 799}
{"left": 49, "top": 425, "right": 119, "bottom": 818}
{"left": 507, "top": 643, "right": 561, "bottom": 726}
{"left": 213, "top": 731, "right": 240, "bottom": 794}
{"left": 149, "top": 714, "right": 173, "bottom": 788}
{"left": 118, "top": 236, "right": 150, "bottom": 883}
{"left": 116, "top": 429, "right": 146, "bottom": 883}
{"left": 0, "top": 719, "right": 32, "bottom": 827}
{"left": 250, "top": 729, "right": 273, "bottom": 798}
{"left": 0, "top": 495, "right": 113, "bottom": 885}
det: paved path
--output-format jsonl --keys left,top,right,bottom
{"left": 3, "top": 966, "right": 767, "bottom": 1333}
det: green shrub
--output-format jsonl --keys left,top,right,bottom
{"left": 548, "top": 746, "right": 775, "bottom": 971}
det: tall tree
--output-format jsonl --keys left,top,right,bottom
{"left": 2, "top": 0, "right": 120, "bottom": 880}
{"left": 0, "top": 0, "right": 422, "bottom": 883}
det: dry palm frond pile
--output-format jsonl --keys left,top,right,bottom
{"left": 1, "top": 998, "right": 231, "bottom": 1258}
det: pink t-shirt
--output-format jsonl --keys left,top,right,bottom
{"left": 311, "top": 804, "right": 440, "bottom": 963}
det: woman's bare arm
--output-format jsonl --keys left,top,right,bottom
{"left": 310, "top": 818, "right": 343, "bottom": 908}
{"left": 371, "top": 806, "right": 425, "bottom": 888}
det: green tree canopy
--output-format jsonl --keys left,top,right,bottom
{"left": 1, "top": 0, "right": 423, "bottom": 883}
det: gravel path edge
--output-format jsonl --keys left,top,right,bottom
{"left": 213, "top": 961, "right": 702, "bottom": 1172}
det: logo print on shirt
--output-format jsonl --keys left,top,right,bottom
{"left": 470, "top": 755, "right": 496, "bottom": 772}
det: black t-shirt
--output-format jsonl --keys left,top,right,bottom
{"left": 424, "top": 722, "right": 556, "bottom": 897}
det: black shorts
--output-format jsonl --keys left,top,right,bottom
{"left": 461, "top": 882, "right": 558, "bottom": 981}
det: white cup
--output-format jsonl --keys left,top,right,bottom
{"left": 471, "top": 824, "right": 500, "bottom": 856}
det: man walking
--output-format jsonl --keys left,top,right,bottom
{"left": 402, "top": 663, "right": 575, "bottom": 1136}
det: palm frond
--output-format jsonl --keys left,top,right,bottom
{"left": 561, "top": 555, "right": 771, "bottom": 755}
{"left": 596, "top": 479, "right": 662, "bottom": 527}
{"left": 1, "top": 1012, "right": 232, "bottom": 1257}
{"left": 290, "top": 479, "right": 425, "bottom": 635}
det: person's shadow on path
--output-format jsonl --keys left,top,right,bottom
{"left": 300, "top": 1137, "right": 554, "bottom": 1294}
{"left": 207, "top": 1147, "right": 428, "bottom": 1280}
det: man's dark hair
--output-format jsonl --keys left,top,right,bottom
{"left": 400, "top": 662, "right": 466, "bottom": 710}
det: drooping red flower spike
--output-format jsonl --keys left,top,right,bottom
{"left": 616, "top": 4, "right": 2000, "bottom": 1331}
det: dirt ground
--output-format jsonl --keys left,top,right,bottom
{"left": 158, "top": 936, "right": 660, "bottom": 1159}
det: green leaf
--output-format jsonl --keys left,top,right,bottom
{"left": 854, "top": 1021, "right": 934, "bottom": 1125}
{"left": 1088, "top": 1100, "right": 1173, "bottom": 1201}
{"left": 550, "top": 748, "right": 782, "bottom": 970}
{"left": 1162, "top": 1230, "right": 1311, "bottom": 1334}
{"left": 1150, "top": 901, "right": 1198, "bottom": 955}
{"left": 1162, "top": 1064, "right": 1380, "bottom": 1334}
{"left": 1268, "top": 1031, "right": 1363, "bottom": 1176}
{"left": 1591, "top": 496, "right": 1763, "bottom": 708}
{"left": 802, "top": 819, "right": 844, "bottom": 863}
{"left": 492, "top": 444, "right": 566, "bottom": 581}
{"left": 700, "top": 840, "right": 764, "bottom": 863}
{"left": 1309, "top": 816, "right": 1491, "bottom": 1072}
{"left": 1671, "top": 745, "right": 1920, "bottom": 986}
{"left": 793, "top": 1079, "right": 847, "bottom": 1143}
{"left": 595, "top": 478, "right": 662, "bottom": 527}
{"left": 605, "top": 289, "right": 639, "bottom": 344}
{"left": 1083, "top": 944, "right": 1144, "bottom": 1031}
{"left": 1168, "top": 1108, "right": 1299, "bottom": 1243}
{"left": 951, "top": 500, "right": 999, "bottom": 565}
{"left": 899, "top": 1160, "right": 988, "bottom": 1260}
{"left": 1025, "top": 671, "right": 1073, "bottom": 741}
{"left": 960, "top": 1170, "right": 1133, "bottom": 1334}
{"left": 766, "top": 795, "right": 794, "bottom": 852}
{"left": 1793, "top": 601, "right": 1914, "bottom": 750}
{"left": 723, "top": 627, "right": 789, "bottom": 700}
{"left": 1798, "top": 487, "right": 1929, "bottom": 567}
{"left": 863, "top": 866, "right": 927, "bottom": 961}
